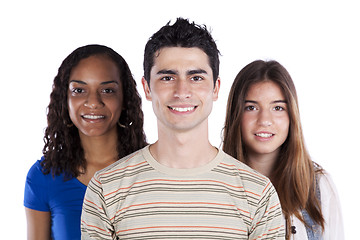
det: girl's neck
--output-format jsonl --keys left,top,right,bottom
{"left": 246, "top": 150, "right": 279, "bottom": 179}
{"left": 79, "top": 131, "right": 119, "bottom": 167}
{"left": 76, "top": 131, "right": 119, "bottom": 186}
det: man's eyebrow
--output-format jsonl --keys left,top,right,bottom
{"left": 156, "top": 69, "right": 208, "bottom": 76}
{"left": 157, "top": 69, "right": 178, "bottom": 75}
{"left": 187, "top": 69, "right": 208, "bottom": 75}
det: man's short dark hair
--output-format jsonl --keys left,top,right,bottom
{"left": 143, "top": 18, "right": 220, "bottom": 85}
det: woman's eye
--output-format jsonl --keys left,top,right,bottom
{"left": 245, "top": 106, "right": 256, "bottom": 111}
{"left": 72, "top": 88, "right": 84, "bottom": 94}
{"left": 191, "top": 76, "right": 203, "bottom": 81}
{"left": 274, "top": 106, "right": 285, "bottom": 111}
{"left": 102, "top": 89, "right": 114, "bottom": 94}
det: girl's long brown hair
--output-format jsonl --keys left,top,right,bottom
{"left": 41, "top": 44, "right": 147, "bottom": 179}
{"left": 222, "top": 60, "right": 324, "bottom": 238}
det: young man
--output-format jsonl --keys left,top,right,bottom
{"left": 81, "top": 18, "right": 285, "bottom": 239}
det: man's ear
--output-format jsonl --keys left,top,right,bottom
{"left": 212, "top": 77, "right": 220, "bottom": 101}
{"left": 142, "top": 77, "right": 152, "bottom": 101}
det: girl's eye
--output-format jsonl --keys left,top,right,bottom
{"left": 160, "top": 76, "right": 174, "bottom": 81}
{"left": 102, "top": 89, "right": 114, "bottom": 94}
{"left": 72, "top": 88, "right": 84, "bottom": 94}
{"left": 191, "top": 76, "right": 203, "bottom": 81}
{"left": 245, "top": 106, "right": 257, "bottom": 111}
{"left": 274, "top": 106, "right": 285, "bottom": 111}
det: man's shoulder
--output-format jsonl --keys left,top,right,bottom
{"left": 219, "top": 151, "right": 271, "bottom": 190}
{"left": 216, "top": 152, "right": 279, "bottom": 215}
{"left": 94, "top": 146, "right": 149, "bottom": 180}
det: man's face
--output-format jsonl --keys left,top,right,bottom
{"left": 142, "top": 47, "right": 220, "bottom": 133}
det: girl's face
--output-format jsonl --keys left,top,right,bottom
{"left": 241, "top": 80, "right": 289, "bottom": 158}
{"left": 67, "top": 55, "right": 123, "bottom": 139}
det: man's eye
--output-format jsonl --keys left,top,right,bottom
{"left": 191, "top": 76, "right": 203, "bottom": 81}
{"left": 161, "top": 76, "right": 174, "bottom": 81}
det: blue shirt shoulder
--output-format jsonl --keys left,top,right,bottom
{"left": 24, "top": 157, "right": 87, "bottom": 240}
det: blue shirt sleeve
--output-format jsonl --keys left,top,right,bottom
{"left": 24, "top": 157, "right": 87, "bottom": 240}
{"left": 24, "top": 158, "right": 50, "bottom": 212}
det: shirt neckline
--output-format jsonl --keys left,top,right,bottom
{"left": 141, "top": 145, "right": 224, "bottom": 177}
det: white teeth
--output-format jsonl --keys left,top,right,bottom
{"left": 256, "top": 133, "right": 273, "bottom": 138}
{"left": 170, "top": 106, "right": 195, "bottom": 112}
{"left": 83, "top": 115, "right": 105, "bottom": 119}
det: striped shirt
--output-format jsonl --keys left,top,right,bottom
{"left": 81, "top": 146, "right": 285, "bottom": 239}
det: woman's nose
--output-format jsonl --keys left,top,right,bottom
{"left": 84, "top": 92, "right": 104, "bottom": 109}
{"left": 258, "top": 109, "right": 273, "bottom": 126}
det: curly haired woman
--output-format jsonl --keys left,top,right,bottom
{"left": 24, "top": 44, "right": 147, "bottom": 240}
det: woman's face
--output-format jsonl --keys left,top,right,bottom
{"left": 241, "top": 80, "right": 289, "bottom": 158}
{"left": 67, "top": 55, "right": 123, "bottom": 139}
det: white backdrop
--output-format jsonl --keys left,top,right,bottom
{"left": 0, "top": 0, "right": 358, "bottom": 238}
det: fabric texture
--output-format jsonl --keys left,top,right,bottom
{"left": 301, "top": 174, "right": 322, "bottom": 240}
{"left": 287, "top": 172, "right": 344, "bottom": 240}
{"left": 81, "top": 146, "right": 285, "bottom": 239}
{"left": 24, "top": 158, "right": 87, "bottom": 240}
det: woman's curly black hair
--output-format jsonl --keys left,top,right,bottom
{"left": 41, "top": 44, "right": 147, "bottom": 178}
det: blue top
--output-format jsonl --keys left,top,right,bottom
{"left": 24, "top": 158, "right": 87, "bottom": 240}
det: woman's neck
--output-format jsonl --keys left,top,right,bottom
{"left": 79, "top": 131, "right": 119, "bottom": 168}
{"left": 246, "top": 150, "right": 279, "bottom": 179}
{"left": 76, "top": 131, "right": 119, "bottom": 186}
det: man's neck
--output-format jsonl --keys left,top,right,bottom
{"left": 150, "top": 122, "right": 217, "bottom": 169}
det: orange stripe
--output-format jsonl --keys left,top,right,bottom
{"left": 238, "top": 168, "right": 267, "bottom": 180}
{"left": 262, "top": 181, "right": 271, "bottom": 194}
{"left": 220, "top": 162, "right": 267, "bottom": 180}
{"left": 98, "top": 157, "right": 146, "bottom": 177}
{"left": 81, "top": 220, "right": 109, "bottom": 233}
{"left": 84, "top": 198, "right": 103, "bottom": 210}
{"left": 251, "top": 224, "right": 284, "bottom": 239}
{"left": 254, "top": 203, "right": 282, "bottom": 229}
{"left": 251, "top": 227, "right": 283, "bottom": 240}
{"left": 112, "top": 201, "right": 251, "bottom": 221}
{"left": 264, "top": 202, "right": 281, "bottom": 214}
{"left": 269, "top": 225, "right": 284, "bottom": 231}
{"left": 269, "top": 202, "right": 281, "bottom": 210}
{"left": 93, "top": 161, "right": 148, "bottom": 189}
{"left": 92, "top": 177, "right": 101, "bottom": 185}
{"left": 118, "top": 201, "right": 236, "bottom": 211}
{"left": 116, "top": 225, "right": 247, "bottom": 234}
{"left": 236, "top": 207, "right": 250, "bottom": 215}
{"left": 104, "top": 178, "right": 244, "bottom": 197}
{"left": 244, "top": 190, "right": 261, "bottom": 197}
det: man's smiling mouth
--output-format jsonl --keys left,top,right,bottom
{"left": 168, "top": 106, "right": 197, "bottom": 112}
